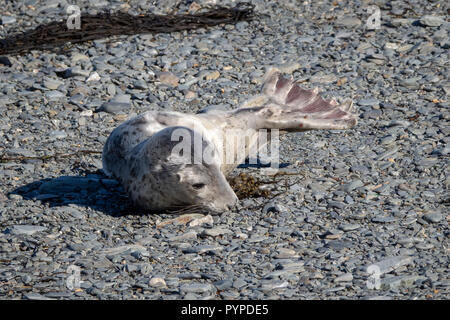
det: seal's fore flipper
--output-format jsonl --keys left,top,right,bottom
{"left": 238, "top": 68, "right": 358, "bottom": 131}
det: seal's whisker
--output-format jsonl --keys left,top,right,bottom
{"left": 165, "top": 204, "right": 207, "bottom": 214}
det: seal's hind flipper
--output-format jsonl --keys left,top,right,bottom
{"left": 246, "top": 68, "right": 358, "bottom": 131}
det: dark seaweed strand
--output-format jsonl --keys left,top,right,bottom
{"left": 0, "top": 2, "right": 255, "bottom": 56}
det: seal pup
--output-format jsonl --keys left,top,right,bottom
{"left": 102, "top": 68, "right": 357, "bottom": 213}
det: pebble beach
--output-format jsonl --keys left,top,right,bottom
{"left": 0, "top": 0, "right": 448, "bottom": 300}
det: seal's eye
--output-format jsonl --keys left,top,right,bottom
{"left": 192, "top": 183, "right": 206, "bottom": 190}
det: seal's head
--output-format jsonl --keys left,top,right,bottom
{"left": 126, "top": 126, "right": 238, "bottom": 213}
{"left": 171, "top": 161, "right": 238, "bottom": 212}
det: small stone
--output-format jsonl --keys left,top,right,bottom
{"left": 381, "top": 275, "right": 426, "bottom": 290}
{"left": 380, "top": 135, "right": 396, "bottom": 145}
{"left": 325, "top": 240, "right": 353, "bottom": 250}
{"left": 420, "top": 15, "right": 445, "bottom": 27}
{"left": 103, "top": 244, "right": 147, "bottom": 256}
{"left": 205, "top": 70, "right": 220, "bottom": 81}
{"left": 169, "top": 230, "right": 197, "bottom": 241}
{"left": 365, "top": 256, "right": 413, "bottom": 274}
{"left": 195, "top": 41, "right": 209, "bottom": 51}
{"left": 423, "top": 212, "right": 443, "bottom": 223}
{"left": 98, "top": 94, "right": 131, "bottom": 114}
{"left": 310, "top": 73, "right": 337, "bottom": 84}
{"left": 400, "top": 78, "right": 421, "bottom": 89}
{"left": 201, "top": 228, "right": 232, "bottom": 237}
{"left": 156, "top": 213, "right": 205, "bottom": 228}
{"left": 277, "top": 62, "right": 301, "bottom": 74}
{"left": 158, "top": 72, "right": 179, "bottom": 87}
{"left": 9, "top": 194, "right": 23, "bottom": 201}
{"left": 133, "top": 79, "right": 147, "bottom": 90}
{"left": 323, "top": 229, "right": 344, "bottom": 240}
{"left": 384, "top": 42, "right": 399, "bottom": 50}
{"left": 358, "top": 98, "right": 379, "bottom": 107}
{"left": 180, "top": 283, "right": 214, "bottom": 293}
{"left": 260, "top": 280, "right": 289, "bottom": 291}
{"left": 106, "top": 84, "right": 116, "bottom": 96}
{"left": 62, "top": 207, "right": 85, "bottom": 219}
{"left": 189, "top": 214, "right": 214, "bottom": 227}
{"left": 372, "top": 216, "right": 397, "bottom": 223}
{"left": 49, "top": 130, "right": 67, "bottom": 140}
{"left": 233, "top": 279, "right": 247, "bottom": 289}
{"left": 65, "top": 66, "right": 90, "bottom": 78}
{"left": 188, "top": 2, "right": 202, "bottom": 13}
{"left": 334, "top": 273, "right": 353, "bottom": 283}
{"left": 71, "top": 53, "right": 90, "bottom": 63}
{"left": 275, "top": 248, "right": 297, "bottom": 259}
{"left": 183, "top": 244, "right": 223, "bottom": 254}
{"left": 6, "top": 225, "right": 47, "bottom": 236}
{"left": 341, "top": 179, "right": 364, "bottom": 192}
{"left": 336, "top": 16, "right": 362, "bottom": 28}
{"left": 24, "top": 293, "right": 55, "bottom": 300}
{"left": 184, "top": 91, "right": 197, "bottom": 100}
{"left": 45, "top": 91, "right": 65, "bottom": 100}
{"left": 1, "top": 16, "right": 16, "bottom": 25}
{"left": 43, "top": 79, "right": 64, "bottom": 90}
{"left": 339, "top": 224, "right": 360, "bottom": 232}
{"left": 86, "top": 72, "right": 101, "bottom": 82}
{"left": 415, "top": 243, "right": 434, "bottom": 250}
{"left": 236, "top": 233, "right": 248, "bottom": 240}
{"left": 214, "top": 279, "right": 233, "bottom": 291}
{"left": 149, "top": 277, "right": 166, "bottom": 288}
{"left": 80, "top": 110, "right": 93, "bottom": 117}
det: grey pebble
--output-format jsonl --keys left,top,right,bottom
{"left": 182, "top": 244, "right": 223, "bottom": 254}
{"left": 372, "top": 216, "right": 397, "bottom": 223}
{"left": 6, "top": 225, "right": 47, "bottom": 236}
{"left": 381, "top": 275, "right": 426, "bottom": 290}
{"left": 43, "top": 79, "right": 64, "bottom": 90}
{"left": 357, "top": 98, "right": 379, "bottom": 107}
{"left": 260, "top": 280, "right": 289, "bottom": 291}
{"left": 341, "top": 179, "right": 364, "bottom": 192}
{"left": 423, "top": 212, "right": 443, "bottom": 223}
{"left": 336, "top": 16, "right": 361, "bottom": 28}
{"left": 65, "top": 66, "right": 90, "bottom": 78}
{"left": 339, "top": 224, "right": 360, "bottom": 232}
{"left": 1, "top": 16, "right": 16, "bottom": 25}
{"left": 420, "top": 15, "right": 445, "bottom": 27}
{"left": 23, "top": 293, "right": 55, "bottom": 300}
{"left": 180, "top": 283, "right": 215, "bottom": 294}
{"left": 98, "top": 94, "right": 132, "bottom": 114}
{"left": 213, "top": 279, "right": 233, "bottom": 291}
{"left": 45, "top": 91, "right": 65, "bottom": 100}
{"left": 334, "top": 273, "right": 353, "bottom": 283}
{"left": 366, "top": 256, "right": 413, "bottom": 274}
{"left": 201, "top": 227, "right": 232, "bottom": 237}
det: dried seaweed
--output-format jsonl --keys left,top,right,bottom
{"left": 0, "top": 150, "right": 102, "bottom": 163}
{"left": 0, "top": 2, "right": 255, "bottom": 56}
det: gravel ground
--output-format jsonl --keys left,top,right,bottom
{"left": 0, "top": 0, "right": 448, "bottom": 300}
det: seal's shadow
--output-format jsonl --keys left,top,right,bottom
{"left": 10, "top": 159, "right": 290, "bottom": 216}
{"left": 10, "top": 171, "right": 137, "bottom": 217}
